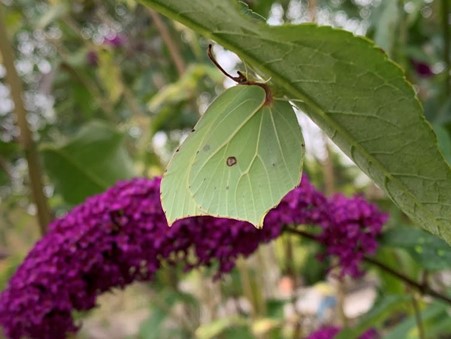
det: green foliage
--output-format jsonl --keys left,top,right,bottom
{"left": 41, "top": 121, "right": 135, "bottom": 204}
{"left": 384, "top": 302, "right": 451, "bottom": 339}
{"left": 372, "top": 248, "right": 406, "bottom": 295}
{"left": 142, "top": 0, "right": 451, "bottom": 244}
{"left": 381, "top": 225, "right": 451, "bottom": 270}
{"left": 139, "top": 288, "right": 199, "bottom": 339}
{"left": 0, "top": 141, "right": 19, "bottom": 186}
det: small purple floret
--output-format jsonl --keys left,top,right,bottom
{"left": 102, "top": 33, "right": 126, "bottom": 48}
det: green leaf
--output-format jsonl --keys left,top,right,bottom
{"left": 139, "top": 308, "right": 167, "bottom": 339}
{"left": 371, "top": 248, "right": 405, "bottom": 294}
{"left": 161, "top": 85, "right": 303, "bottom": 227}
{"left": 141, "top": 0, "right": 451, "bottom": 243}
{"left": 41, "top": 121, "right": 135, "bottom": 204}
{"left": 139, "top": 289, "right": 197, "bottom": 339}
{"left": 381, "top": 226, "right": 451, "bottom": 270}
{"left": 384, "top": 302, "right": 449, "bottom": 339}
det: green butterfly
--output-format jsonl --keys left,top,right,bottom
{"left": 161, "top": 45, "right": 304, "bottom": 227}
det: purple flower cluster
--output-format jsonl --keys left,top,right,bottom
{"left": 266, "top": 179, "right": 387, "bottom": 278}
{"left": 0, "top": 176, "right": 386, "bottom": 338}
{"left": 318, "top": 194, "right": 387, "bottom": 277}
{"left": 307, "top": 326, "right": 379, "bottom": 339}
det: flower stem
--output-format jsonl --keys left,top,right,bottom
{"left": 148, "top": 9, "right": 186, "bottom": 76}
{"left": 410, "top": 291, "right": 425, "bottom": 339}
{"left": 442, "top": 0, "right": 450, "bottom": 96}
{"left": 0, "top": 5, "right": 51, "bottom": 235}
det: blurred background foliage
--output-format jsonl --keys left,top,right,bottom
{"left": 0, "top": 0, "right": 450, "bottom": 338}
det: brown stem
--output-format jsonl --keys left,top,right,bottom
{"left": 410, "top": 291, "right": 425, "bottom": 339}
{"left": 237, "top": 258, "right": 257, "bottom": 319}
{"left": 335, "top": 272, "right": 348, "bottom": 327}
{"left": 148, "top": 9, "right": 186, "bottom": 76}
{"left": 0, "top": 6, "right": 51, "bottom": 235}
{"left": 308, "top": 0, "right": 317, "bottom": 22}
{"left": 321, "top": 135, "right": 335, "bottom": 195}
{"left": 442, "top": 0, "right": 450, "bottom": 96}
{"left": 284, "top": 227, "right": 451, "bottom": 305}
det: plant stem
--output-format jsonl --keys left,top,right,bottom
{"left": 148, "top": 9, "right": 186, "bottom": 76}
{"left": 362, "top": 256, "right": 451, "bottom": 304}
{"left": 284, "top": 227, "right": 451, "bottom": 306}
{"left": 236, "top": 258, "right": 257, "bottom": 318}
{"left": 321, "top": 135, "right": 335, "bottom": 197}
{"left": 0, "top": 6, "right": 51, "bottom": 235}
{"left": 442, "top": 0, "right": 450, "bottom": 96}
{"left": 395, "top": 0, "right": 408, "bottom": 67}
{"left": 335, "top": 271, "right": 348, "bottom": 327}
{"left": 410, "top": 291, "right": 425, "bottom": 339}
{"left": 308, "top": 0, "right": 317, "bottom": 23}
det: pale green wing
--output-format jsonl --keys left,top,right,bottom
{"left": 161, "top": 85, "right": 266, "bottom": 225}
{"left": 189, "top": 97, "right": 304, "bottom": 227}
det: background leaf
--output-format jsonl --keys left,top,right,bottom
{"left": 41, "top": 121, "right": 135, "bottom": 204}
{"left": 140, "top": 0, "right": 451, "bottom": 244}
{"left": 381, "top": 225, "right": 451, "bottom": 270}
{"left": 384, "top": 302, "right": 451, "bottom": 339}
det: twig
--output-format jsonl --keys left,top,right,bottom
{"left": 321, "top": 135, "right": 335, "bottom": 195}
{"left": 148, "top": 9, "right": 186, "bottom": 76}
{"left": 410, "top": 291, "right": 425, "bottom": 339}
{"left": 237, "top": 258, "right": 257, "bottom": 319}
{"left": 442, "top": 0, "right": 450, "bottom": 95}
{"left": 308, "top": 0, "right": 317, "bottom": 23}
{"left": 284, "top": 227, "right": 451, "bottom": 306}
{"left": 0, "top": 5, "right": 51, "bottom": 235}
